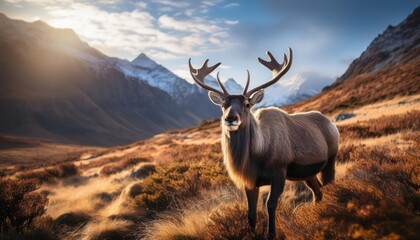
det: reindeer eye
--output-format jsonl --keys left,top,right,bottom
{"left": 245, "top": 103, "right": 251, "bottom": 108}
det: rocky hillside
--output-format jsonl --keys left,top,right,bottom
{"left": 285, "top": 7, "right": 420, "bottom": 114}
{"left": 331, "top": 7, "right": 419, "bottom": 87}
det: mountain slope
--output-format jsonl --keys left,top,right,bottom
{"left": 0, "top": 13, "right": 201, "bottom": 146}
{"left": 284, "top": 7, "right": 420, "bottom": 114}
{"left": 117, "top": 54, "right": 220, "bottom": 119}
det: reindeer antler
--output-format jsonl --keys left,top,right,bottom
{"left": 189, "top": 59, "right": 228, "bottom": 96}
{"left": 244, "top": 48, "right": 293, "bottom": 97}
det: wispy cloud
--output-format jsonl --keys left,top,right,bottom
{"left": 5, "top": 0, "right": 73, "bottom": 5}
{"left": 173, "top": 69, "right": 192, "bottom": 82}
{"left": 158, "top": 15, "right": 224, "bottom": 33}
{"left": 153, "top": 0, "right": 189, "bottom": 8}
{"left": 223, "top": 2, "right": 239, "bottom": 8}
{"left": 3, "top": 0, "right": 238, "bottom": 60}
{"left": 173, "top": 64, "right": 232, "bottom": 84}
{"left": 202, "top": 0, "right": 224, "bottom": 6}
{"left": 5, "top": 0, "right": 403, "bottom": 83}
{"left": 225, "top": 20, "right": 239, "bottom": 25}
{"left": 135, "top": 2, "right": 147, "bottom": 9}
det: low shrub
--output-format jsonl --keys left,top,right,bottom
{"left": 17, "top": 163, "right": 79, "bottom": 183}
{"left": 159, "top": 143, "right": 222, "bottom": 164}
{"left": 135, "top": 161, "right": 232, "bottom": 212}
{"left": 0, "top": 179, "right": 48, "bottom": 233}
{"left": 143, "top": 143, "right": 420, "bottom": 239}
{"left": 55, "top": 212, "right": 92, "bottom": 228}
{"left": 338, "top": 110, "right": 420, "bottom": 141}
{"left": 130, "top": 164, "right": 156, "bottom": 179}
{"left": 0, "top": 216, "right": 59, "bottom": 240}
{"left": 100, "top": 157, "right": 149, "bottom": 176}
{"left": 203, "top": 203, "right": 268, "bottom": 240}
{"left": 277, "top": 145, "right": 420, "bottom": 239}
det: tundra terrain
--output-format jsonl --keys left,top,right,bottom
{"left": 1, "top": 92, "right": 419, "bottom": 239}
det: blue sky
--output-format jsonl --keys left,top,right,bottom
{"left": 1, "top": 0, "right": 418, "bottom": 87}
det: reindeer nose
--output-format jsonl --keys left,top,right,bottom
{"left": 225, "top": 115, "right": 238, "bottom": 124}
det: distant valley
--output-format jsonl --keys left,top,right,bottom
{"left": 0, "top": 13, "right": 218, "bottom": 146}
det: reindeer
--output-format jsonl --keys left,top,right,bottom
{"left": 189, "top": 48, "right": 339, "bottom": 239}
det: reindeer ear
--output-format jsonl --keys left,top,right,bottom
{"left": 208, "top": 91, "right": 224, "bottom": 106}
{"left": 249, "top": 89, "right": 264, "bottom": 105}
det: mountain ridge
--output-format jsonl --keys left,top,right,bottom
{"left": 327, "top": 6, "right": 419, "bottom": 89}
{"left": 285, "top": 6, "right": 419, "bottom": 113}
{"left": 0, "top": 14, "right": 204, "bottom": 146}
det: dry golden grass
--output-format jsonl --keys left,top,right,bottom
{"left": 2, "top": 91, "right": 419, "bottom": 239}
{"left": 76, "top": 219, "right": 133, "bottom": 240}
{"left": 140, "top": 187, "right": 242, "bottom": 240}
{"left": 134, "top": 159, "right": 232, "bottom": 213}
{"left": 100, "top": 157, "right": 149, "bottom": 176}
{"left": 334, "top": 94, "right": 420, "bottom": 125}
{"left": 283, "top": 57, "right": 420, "bottom": 114}
{"left": 136, "top": 109, "right": 420, "bottom": 239}
{"left": 16, "top": 163, "right": 78, "bottom": 183}
{"left": 0, "top": 135, "right": 101, "bottom": 176}
{"left": 338, "top": 110, "right": 420, "bottom": 142}
{"left": 285, "top": 145, "right": 418, "bottom": 237}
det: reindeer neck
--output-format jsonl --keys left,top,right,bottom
{"left": 222, "top": 114, "right": 264, "bottom": 163}
{"left": 221, "top": 114, "right": 263, "bottom": 188}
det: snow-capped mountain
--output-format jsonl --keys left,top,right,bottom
{"left": 116, "top": 54, "right": 200, "bottom": 103}
{"left": 258, "top": 72, "right": 334, "bottom": 107}
{"left": 115, "top": 53, "right": 224, "bottom": 119}
{"left": 132, "top": 53, "right": 158, "bottom": 68}
{"left": 0, "top": 13, "right": 219, "bottom": 146}
{"left": 204, "top": 76, "right": 244, "bottom": 94}
{"left": 224, "top": 78, "right": 244, "bottom": 94}
{"left": 204, "top": 72, "right": 333, "bottom": 107}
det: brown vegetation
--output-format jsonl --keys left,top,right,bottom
{"left": 284, "top": 58, "right": 420, "bottom": 114}
{"left": 195, "top": 144, "right": 420, "bottom": 239}
{"left": 0, "top": 135, "right": 101, "bottom": 176}
{"left": 338, "top": 110, "right": 420, "bottom": 141}
{"left": 100, "top": 157, "right": 149, "bottom": 176}
{"left": 156, "top": 143, "right": 223, "bottom": 166}
{"left": 275, "top": 144, "right": 420, "bottom": 239}
{"left": 140, "top": 110, "right": 420, "bottom": 239}
{"left": 134, "top": 159, "right": 232, "bottom": 212}
{"left": 16, "top": 163, "right": 78, "bottom": 183}
{"left": 203, "top": 203, "right": 268, "bottom": 240}
{"left": 1, "top": 98, "right": 419, "bottom": 240}
{"left": 130, "top": 164, "right": 156, "bottom": 179}
{"left": 0, "top": 179, "right": 48, "bottom": 233}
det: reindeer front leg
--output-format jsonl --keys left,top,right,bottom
{"left": 245, "top": 187, "right": 259, "bottom": 231}
{"left": 266, "top": 169, "right": 286, "bottom": 239}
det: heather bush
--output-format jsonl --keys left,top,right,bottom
{"left": 276, "top": 145, "right": 420, "bottom": 239}
{"left": 0, "top": 179, "right": 48, "bottom": 233}
{"left": 159, "top": 143, "right": 222, "bottom": 164}
{"left": 203, "top": 203, "right": 268, "bottom": 240}
{"left": 338, "top": 110, "right": 420, "bottom": 141}
{"left": 16, "top": 170, "right": 53, "bottom": 183}
{"left": 142, "top": 139, "right": 420, "bottom": 239}
{"left": 135, "top": 161, "right": 232, "bottom": 212}
{"left": 100, "top": 157, "right": 149, "bottom": 176}
{"left": 17, "top": 163, "right": 79, "bottom": 183}
{"left": 130, "top": 164, "right": 156, "bottom": 179}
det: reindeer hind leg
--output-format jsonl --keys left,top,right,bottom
{"left": 304, "top": 176, "right": 322, "bottom": 202}
{"left": 321, "top": 154, "right": 336, "bottom": 185}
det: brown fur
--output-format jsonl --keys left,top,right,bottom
{"left": 190, "top": 49, "right": 339, "bottom": 238}
{"left": 222, "top": 107, "right": 339, "bottom": 189}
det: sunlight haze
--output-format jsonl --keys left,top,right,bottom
{"left": 0, "top": 0, "right": 417, "bottom": 86}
